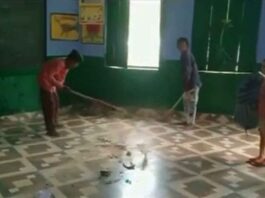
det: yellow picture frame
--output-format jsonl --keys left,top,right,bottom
{"left": 50, "top": 13, "right": 79, "bottom": 41}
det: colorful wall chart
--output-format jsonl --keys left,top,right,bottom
{"left": 79, "top": 0, "right": 104, "bottom": 44}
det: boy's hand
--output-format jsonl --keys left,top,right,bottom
{"left": 56, "top": 83, "right": 64, "bottom": 89}
{"left": 183, "top": 91, "right": 192, "bottom": 100}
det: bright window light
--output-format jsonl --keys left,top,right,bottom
{"left": 127, "top": 0, "right": 161, "bottom": 67}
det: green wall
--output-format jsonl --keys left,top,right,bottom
{"left": 64, "top": 57, "right": 249, "bottom": 115}
{"left": 0, "top": 69, "right": 40, "bottom": 116}
{"left": 0, "top": 57, "right": 249, "bottom": 116}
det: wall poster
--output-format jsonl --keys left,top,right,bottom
{"left": 79, "top": 0, "right": 104, "bottom": 44}
{"left": 50, "top": 13, "right": 79, "bottom": 41}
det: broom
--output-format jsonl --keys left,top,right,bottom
{"left": 259, "top": 71, "right": 265, "bottom": 78}
{"left": 66, "top": 87, "right": 126, "bottom": 113}
{"left": 162, "top": 88, "right": 196, "bottom": 120}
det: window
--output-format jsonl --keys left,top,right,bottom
{"left": 106, "top": 0, "right": 129, "bottom": 67}
{"left": 127, "top": 0, "right": 161, "bottom": 67}
{"left": 106, "top": 0, "right": 161, "bottom": 68}
{"left": 192, "top": 0, "right": 262, "bottom": 72}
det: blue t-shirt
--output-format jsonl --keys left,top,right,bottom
{"left": 180, "top": 51, "right": 202, "bottom": 91}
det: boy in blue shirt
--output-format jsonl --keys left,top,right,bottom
{"left": 177, "top": 37, "right": 202, "bottom": 125}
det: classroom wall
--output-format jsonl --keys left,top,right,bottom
{"left": 0, "top": 72, "right": 39, "bottom": 116}
{"left": 161, "top": 0, "right": 194, "bottom": 60}
{"left": 62, "top": 0, "right": 248, "bottom": 114}
{"left": 46, "top": 0, "right": 105, "bottom": 57}
{"left": 1, "top": 0, "right": 265, "bottom": 116}
{"left": 66, "top": 58, "right": 247, "bottom": 114}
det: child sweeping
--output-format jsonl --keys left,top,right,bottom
{"left": 177, "top": 37, "right": 202, "bottom": 125}
{"left": 38, "top": 49, "right": 83, "bottom": 137}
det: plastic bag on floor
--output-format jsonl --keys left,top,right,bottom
{"left": 34, "top": 188, "right": 55, "bottom": 198}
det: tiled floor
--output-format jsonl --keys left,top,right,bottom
{"left": 0, "top": 107, "right": 264, "bottom": 198}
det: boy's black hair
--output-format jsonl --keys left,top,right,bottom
{"left": 177, "top": 37, "right": 189, "bottom": 46}
{"left": 66, "top": 49, "right": 83, "bottom": 63}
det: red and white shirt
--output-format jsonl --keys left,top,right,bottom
{"left": 38, "top": 59, "right": 68, "bottom": 92}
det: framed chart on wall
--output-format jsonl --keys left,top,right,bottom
{"left": 79, "top": 0, "right": 105, "bottom": 44}
{"left": 50, "top": 13, "right": 79, "bottom": 41}
{"left": 81, "top": 24, "right": 104, "bottom": 44}
{"left": 79, "top": 0, "right": 104, "bottom": 24}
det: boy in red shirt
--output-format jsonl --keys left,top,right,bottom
{"left": 248, "top": 60, "right": 265, "bottom": 166}
{"left": 38, "top": 49, "right": 83, "bottom": 137}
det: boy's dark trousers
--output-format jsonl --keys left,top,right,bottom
{"left": 40, "top": 89, "right": 59, "bottom": 134}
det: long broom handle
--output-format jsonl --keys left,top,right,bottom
{"left": 168, "top": 95, "right": 183, "bottom": 112}
{"left": 167, "top": 88, "right": 196, "bottom": 114}
{"left": 67, "top": 88, "right": 124, "bottom": 112}
{"left": 259, "top": 71, "right": 265, "bottom": 78}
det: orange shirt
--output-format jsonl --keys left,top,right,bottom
{"left": 259, "top": 80, "right": 265, "bottom": 119}
{"left": 38, "top": 59, "right": 69, "bottom": 92}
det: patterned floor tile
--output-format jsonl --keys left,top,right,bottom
{"left": 41, "top": 163, "right": 97, "bottom": 186}
{"left": 232, "top": 133, "right": 259, "bottom": 144}
{"left": 207, "top": 136, "right": 246, "bottom": 149}
{"left": 239, "top": 185, "right": 265, "bottom": 198}
{"left": 0, "top": 118, "right": 17, "bottom": 129}
{"left": 83, "top": 157, "right": 113, "bottom": 172}
{"left": 232, "top": 146, "right": 259, "bottom": 158}
{"left": 177, "top": 156, "right": 226, "bottom": 174}
{"left": 182, "top": 141, "right": 224, "bottom": 155}
{"left": 144, "top": 125, "right": 176, "bottom": 136}
{"left": 0, "top": 159, "right": 36, "bottom": 178}
{"left": 236, "top": 163, "right": 265, "bottom": 182}
{"left": 27, "top": 123, "right": 46, "bottom": 133}
{"left": 208, "top": 126, "right": 242, "bottom": 136}
{"left": 65, "top": 119, "right": 90, "bottom": 128}
{"left": 0, "top": 108, "right": 263, "bottom": 197}
{"left": 0, "top": 126, "right": 31, "bottom": 137}
{"left": 183, "top": 179, "right": 218, "bottom": 197}
{"left": 188, "top": 129, "right": 220, "bottom": 140}
{"left": 49, "top": 128, "right": 78, "bottom": 139}
{"left": 98, "top": 121, "right": 134, "bottom": 131}
{"left": 0, "top": 138, "right": 10, "bottom": 148}
{"left": 195, "top": 119, "right": 219, "bottom": 128}
{"left": 51, "top": 137, "right": 89, "bottom": 150}
{"left": 0, "top": 147, "right": 21, "bottom": 161}
{"left": 5, "top": 134, "right": 45, "bottom": 146}
{"left": 206, "top": 151, "right": 247, "bottom": 166}
{"left": 221, "top": 193, "right": 244, "bottom": 198}
{"left": 0, "top": 172, "right": 49, "bottom": 198}
{"left": 169, "top": 177, "right": 232, "bottom": 198}
{"left": 156, "top": 145, "right": 195, "bottom": 160}
{"left": 174, "top": 124, "right": 201, "bottom": 132}
{"left": 15, "top": 142, "right": 61, "bottom": 157}
{"left": 70, "top": 125, "right": 104, "bottom": 136}
{"left": 27, "top": 152, "right": 73, "bottom": 170}
{"left": 147, "top": 157, "right": 196, "bottom": 182}
{"left": 206, "top": 169, "right": 263, "bottom": 191}
{"left": 59, "top": 180, "right": 101, "bottom": 198}
{"left": 159, "top": 132, "right": 199, "bottom": 145}
{"left": 161, "top": 166, "right": 196, "bottom": 182}
{"left": 147, "top": 186, "right": 189, "bottom": 198}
